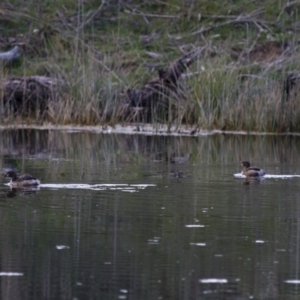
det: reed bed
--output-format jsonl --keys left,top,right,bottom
{"left": 0, "top": 0, "right": 300, "bottom": 132}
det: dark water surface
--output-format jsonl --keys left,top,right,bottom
{"left": 1, "top": 130, "right": 300, "bottom": 300}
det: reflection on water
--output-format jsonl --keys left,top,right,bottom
{"left": 1, "top": 129, "right": 300, "bottom": 299}
{"left": 235, "top": 173, "right": 300, "bottom": 178}
{"left": 4, "top": 186, "right": 40, "bottom": 198}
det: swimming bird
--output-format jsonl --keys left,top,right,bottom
{"left": 3, "top": 170, "right": 41, "bottom": 186}
{"left": 240, "top": 161, "right": 265, "bottom": 177}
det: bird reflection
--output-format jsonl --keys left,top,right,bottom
{"left": 5, "top": 186, "right": 40, "bottom": 198}
{"left": 169, "top": 170, "right": 184, "bottom": 179}
{"left": 169, "top": 170, "right": 192, "bottom": 180}
{"left": 243, "top": 177, "right": 264, "bottom": 185}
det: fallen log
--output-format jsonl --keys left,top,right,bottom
{"left": 120, "top": 47, "right": 204, "bottom": 121}
{"left": 284, "top": 73, "right": 300, "bottom": 101}
{"left": 1, "top": 76, "right": 61, "bottom": 115}
{"left": 0, "top": 46, "right": 21, "bottom": 63}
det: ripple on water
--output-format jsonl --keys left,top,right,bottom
{"left": 0, "top": 272, "right": 23, "bottom": 276}
{"left": 39, "top": 183, "right": 156, "bottom": 192}
{"left": 285, "top": 280, "right": 300, "bottom": 284}
{"left": 200, "top": 278, "right": 228, "bottom": 283}
{"left": 56, "top": 245, "right": 70, "bottom": 250}
{"left": 234, "top": 173, "right": 300, "bottom": 179}
{"left": 190, "top": 243, "right": 206, "bottom": 246}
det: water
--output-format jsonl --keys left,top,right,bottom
{"left": 1, "top": 129, "right": 300, "bottom": 300}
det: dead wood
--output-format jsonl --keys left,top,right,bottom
{"left": 284, "top": 73, "right": 300, "bottom": 101}
{"left": 0, "top": 76, "right": 62, "bottom": 116}
{"left": 0, "top": 46, "right": 21, "bottom": 63}
{"left": 232, "top": 41, "right": 292, "bottom": 63}
{"left": 120, "top": 47, "right": 204, "bottom": 121}
{"left": 190, "top": 9, "right": 269, "bottom": 36}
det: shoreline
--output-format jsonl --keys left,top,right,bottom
{"left": 0, "top": 123, "right": 299, "bottom": 137}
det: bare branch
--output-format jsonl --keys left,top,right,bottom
{"left": 190, "top": 9, "right": 270, "bottom": 36}
{"left": 77, "top": 0, "right": 106, "bottom": 31}
{"left": 0, "top": 46, "right": 21, "bottom": 63}
{"left": 123, "top": 9, "right": 179, "bottom": 19}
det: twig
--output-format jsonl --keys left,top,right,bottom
{"left": 277, "top": 1, "right": 300, "bottom": 22}
{"left": 190, "top": 9, "right": 268, "bottom": 36}
{"left": 123, "top": 10, "right": 179, "bottom": 19}
{"left": 260, "top": 57, "right": 287, "bottom": 75}
{"left": 77, "top": 0, "right": 106, "bottom": 31}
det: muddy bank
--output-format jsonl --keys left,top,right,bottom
{"left": 1, "top": 123, "right": 300, "bottom": 136}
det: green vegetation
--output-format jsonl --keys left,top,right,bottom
{"left": 0, "top": 0, "right": 300, "bottom": 131}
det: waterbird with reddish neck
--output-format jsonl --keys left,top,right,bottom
{"left": 240, "top": 161, "right": 265, "bottom": 177}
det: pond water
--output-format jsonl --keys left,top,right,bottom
{"left": 1, "top": 129, "right": 300, "bottom": 300}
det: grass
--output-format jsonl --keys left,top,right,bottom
{"left": 0, "top": 0, "right": 300, "bottom": 132}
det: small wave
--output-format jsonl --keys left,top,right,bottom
{"left": 56, "top": 245, "right": 70, "bottom": 250}
{"left": 285, "top": 280, "right": 300, "bottom": 284}
{"left": 0, "top": 272, "right": 23, "bottom": 276}
{"left": 200, "top": 278, "right": 228, "bottom": 283}
{"left": 40, "top": 183, "right": 156, "bottom": 191}
{"left": 190, "top": 243, "right": 206, "bottom": 246}
{"left": 234, "top": 173, "right": 300, "bottom": 179}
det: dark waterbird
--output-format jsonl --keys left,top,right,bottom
{"left": 240, "top": 161, "right": 265, "bottom": 177}
{"left": 3, "top": 170, "right": 41, "bottom": 187}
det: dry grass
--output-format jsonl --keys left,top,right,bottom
{"left": 1, "top": 0, "right": 300, "bottom": 132}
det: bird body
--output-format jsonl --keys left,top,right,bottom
{"left": 4, "top": 171, "right": 40, "bottom": 187}
{"left": 240, "top": 161, "right": 265, "bottom": 177}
